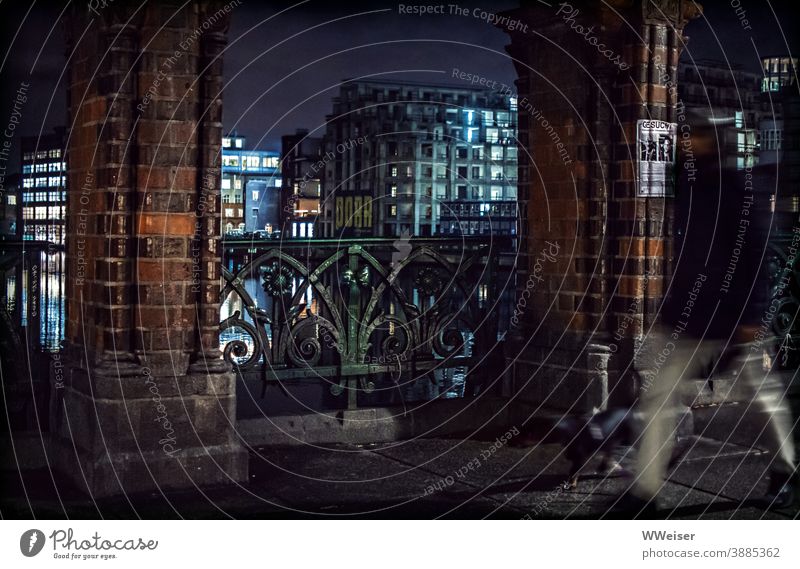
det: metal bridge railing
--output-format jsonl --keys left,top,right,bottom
{"left": 220, "top": 237, "right": 512, "bottom": 410}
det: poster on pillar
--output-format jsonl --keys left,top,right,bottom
{"left": 636, "top": 120, "right": 677, "bottom": 197}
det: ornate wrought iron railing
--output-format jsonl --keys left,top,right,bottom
{"left": 765, "top": 235, "right": 800, "bottom": 369}
{"left": 220, "top": 237, "right": 512, "bottom": 410}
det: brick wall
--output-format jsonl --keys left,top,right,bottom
{"left": 64, "top": 3, "right": 230, "bottom": 373}
{"left": 55, "top": 2, "right": 247, "bottom": 497}
{"left": 501, "top": 0, "right": 700, "bottom": 411}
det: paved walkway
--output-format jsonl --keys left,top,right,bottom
{"left": 2, "top": 434, "right": 797, "bottom": 519}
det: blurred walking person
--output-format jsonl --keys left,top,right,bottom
{"left": 621, "top": 116, "right": 797, "bottom": 514}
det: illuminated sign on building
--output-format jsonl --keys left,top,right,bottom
{"left": 334, "top": 194, "right": 373, "bottom": 234}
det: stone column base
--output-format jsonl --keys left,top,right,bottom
{"left": 50, "top": 361, "right": 248, "bottom": 498}
{"left": 507, "top": 332, "right": 613, "bottom": 414}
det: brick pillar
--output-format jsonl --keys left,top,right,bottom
{"left": 54, "top": 2, "right": 247, "bottom": 497}
{"left": 189, "top": 4, "right": 228, "bottom": 373}
{"left": 502, "top": 0, "right": 700, "bottom": 412}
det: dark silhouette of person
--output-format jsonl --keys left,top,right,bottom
{"left": 622, "top": 116, "right": 797, "bottom": 514}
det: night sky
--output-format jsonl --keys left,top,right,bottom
{"left": 0, "top": 0, "right": 797, "bottom": 158}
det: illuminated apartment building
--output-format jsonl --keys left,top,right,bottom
{"left": 678, "top": 60, "right": 762, "bottom": 171}
{"left": 319, "top": 79, "right": 518, "bottom": 237}
{"left": 221, "top": 133, "right": 281, "bottom": 235}
{"left": 19, "top": 129, "right": 67, "bottom": 244}
{"left": 281, "top": 129, "right": 322, "bottom": 239}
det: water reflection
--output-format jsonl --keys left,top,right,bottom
{"left": 40, "top": 250, "right": 65, "bottom": 352}
{"left": 7, "top": 247, "right": 64, "bottom": 353}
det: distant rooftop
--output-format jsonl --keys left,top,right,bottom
{"left": 340, "top": 76, "right": 504, "bottom": 93}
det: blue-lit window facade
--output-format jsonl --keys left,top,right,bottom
{"left": 20, "top": 146, "right": 66, "bottom": 245}
{"left": 761, "top": 56, "right": 797, "bottom": 92}
{"left": 320, "top": 81, "right": 519, "bottom": 238}
{"left": 221, "top": 135, "right": 281, "bottom": 236}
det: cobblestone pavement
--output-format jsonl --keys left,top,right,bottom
{"left": 2, "top": 434, "right": 797, "bottom": 519}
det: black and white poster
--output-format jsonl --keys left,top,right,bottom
{"left": 636, "top": 120, "right": 677, "bottom": 197}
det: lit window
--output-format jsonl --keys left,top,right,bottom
{"left": 36, "top": 151, "right": 47, "bottom": 159}
{"left": 222, "top": 137, "right": 231, "bottom": 148}
{"left": 22, "top": 165, "right": 32, "bottom": 173}
{"left": 235, "top": 139, "right": 243, "bottom": 148}
{"left": 23, "top": 179, "right": 34, "bottom": 188}
{"left": 49, "top": 162, "right": 60, "bottom": 172}
{"left": 390, "top": 185, "right": 397, "bottom": 197}
{"left": 222, "top": 156, "right": 239, "bottom": 167}
{"left": 246, "top": 156, "right": 260, "bottom": 169}
{"left": 7, "top": 194, "right": 16, "bottom": 205}
{"left": 221, "top": 178, "right": 231, "bottom": 190}
{"left": 252, "top": 190, "right": 259, "bottom": 201}
{"left": 36, "top": 178, "right": 47, "bottom": 187}
{"left": 49, "top": 177, "right": 60, "bottom": 187}
{"left": 35, "top": 206, "right": 48, "bottom": 219}
{"left": 234, "top": 178, "right": 242, "bottom": 190}
{"left": 35, "top": 163, "right": 47, "bottom": 173}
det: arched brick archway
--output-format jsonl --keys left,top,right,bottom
{"left": 51, "top": 0, "right": 702, "bottom": 497}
